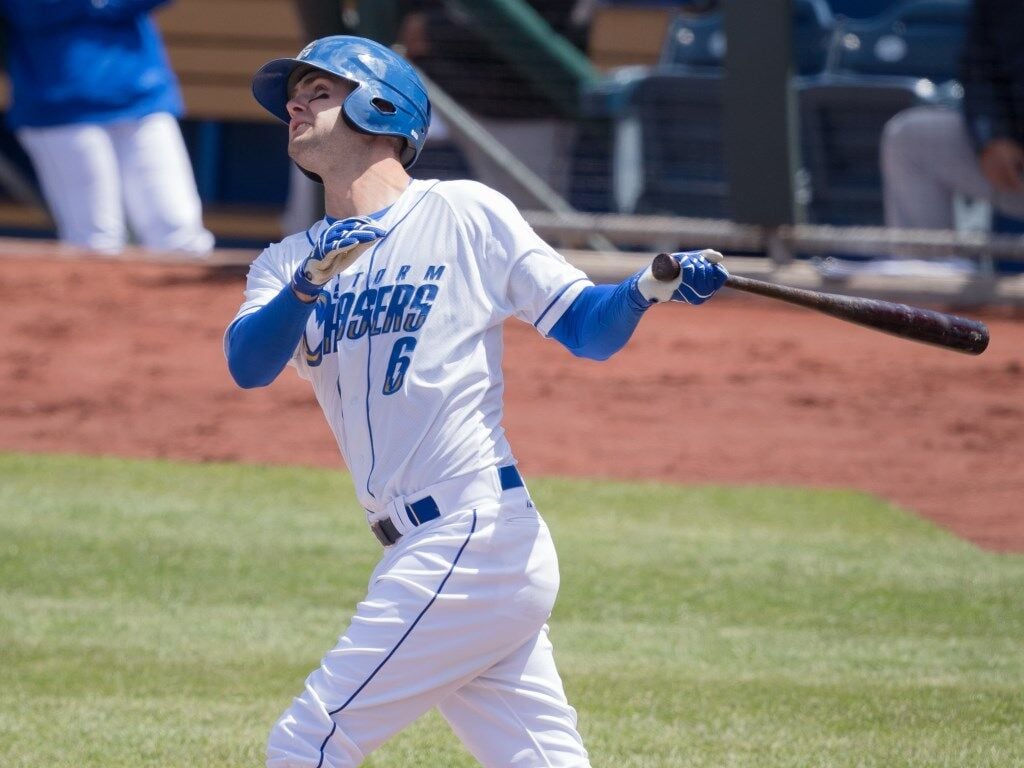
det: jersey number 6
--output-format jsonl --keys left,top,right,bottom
{"left": 383, "top": 336, "right": 416, "bottom": 395}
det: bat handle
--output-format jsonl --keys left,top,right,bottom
{"left": 653, "top": 251, "right": 732, "bottom": 285}
{"left": 652, "top": 252, "right": 681, "bottom": 282}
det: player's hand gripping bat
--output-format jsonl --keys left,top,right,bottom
{"left": 292, "top": 216, "right": 388, "bottom": 296}
{"left": 651, "top": 252, "right": 990, "bottom": 355}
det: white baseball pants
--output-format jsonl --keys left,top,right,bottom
{"left": 266, "top": 490, "right": 591, "bottom": 767}
{"left": 881, "top": 106, "right": 1024, "bottom": 229}
{"left": 17, "top": 112, "right": 214, "bottom": 255}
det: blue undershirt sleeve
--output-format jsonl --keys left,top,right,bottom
{"left": 548, "top": 272, "right": 652, "bottom": 361}
{"left": 226, "top": 285, "right": 318, "bottom": 388}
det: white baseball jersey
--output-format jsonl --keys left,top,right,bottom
{"left": 232, "top": 178, "right": 592, "bottom": 513}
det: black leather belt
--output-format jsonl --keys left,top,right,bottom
{"left": 370, "top": 466, "right": 524, "bottom": 547}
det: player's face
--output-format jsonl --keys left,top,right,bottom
{"left": 285, "top": 69, "right": 356, "bottom": 165}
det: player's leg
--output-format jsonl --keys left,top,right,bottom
{"left": 438, "top": 623, "right": 591, "bottom": 767}
{"left": 881, "top": 106, "right": 995, "bottom": 229}
{"left": 113, "top": 112, "right": 215, "bottom": 255}
{"left": 267, "top": 498, "right": 560, "bottom": 768}
{"left": 16, "top": 123, "right": 126, "bottom": 253}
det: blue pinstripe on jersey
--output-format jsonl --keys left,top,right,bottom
{"left": 359, "top": 181, "right": 440, "bottom": 500}
{"left": 314, "top": 510, "right": 479, "bottom": 767}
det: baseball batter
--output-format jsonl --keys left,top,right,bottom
{"left": 226, "top": 36, "right": 728, "bottom": 768}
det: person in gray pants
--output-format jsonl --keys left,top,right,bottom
{"left": 881, "top": 0, "right": 1024, "bottom": 230}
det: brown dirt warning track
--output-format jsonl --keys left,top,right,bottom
{"left": 1, "top": 251, "right": 1022, "bottom": 551}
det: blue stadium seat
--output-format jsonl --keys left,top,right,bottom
{"left": 580, "top": 0, "right": 837, "bottom": 217}
{"left": 828, "top": 0, "right": 896, "bottom": 19}
{"left": 659, "top": 10, "right": 725, "bottom": 70}
{"left": 609, "top": 70, "right": 729, "bottom": 218}
{"left": 829, "top": 0, "right": 969, "bottom": 83}
{"left": 797, "top": 73, "right": 947, "bottom": 225}
{"left": 659, "top": 0, "right": 837, "bottom": 75}
{"left": 792, "top": 0, "right": 839, "bottom": 76}
{"left": 633, "top": 71, "right": 728, "bottom": 217}
{"left": 580, "top": 1, "right": 947, "bottom": 219}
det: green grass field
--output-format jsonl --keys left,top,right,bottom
{"left": 1, "top": 453, "right": 1022, "bottom": 767}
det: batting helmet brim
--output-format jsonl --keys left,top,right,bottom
{"left": 251, "top": 57, "right": 316, "bottom": 125}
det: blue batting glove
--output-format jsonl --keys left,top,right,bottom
{"left": 635, "top": 248, "right": 728, "bottom": 304}
{"left": 316, "top": 216, "right": 387, "bottom": 258}
{"left": 293, "top": 216, "right": 387, "bottom": 296}
{"left": 670, "top": 250, "right": 728, "bottom": 305}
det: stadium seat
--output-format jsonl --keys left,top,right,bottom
{"left": 828, "top": 0, "right": 896, "bottom": 19}
{"left": 792, "top": 0, "right": 839, "bottom": 76}
{"left": 658, "top": 0, "right": 837, "bottom": 75}
{"left": 658, "top": 10, "right": 725, "bottom": 71}
{"left": 797, "top": 73, "right": 946, "bottom": 225}
{"left": 600, "top": 70, "right": 729, "bottom": 218}
{"left": 582, "top": 0, "right": 837, "bottom": 217}
{"left": 829, "top": 0, "right": 969, "bottom": 83}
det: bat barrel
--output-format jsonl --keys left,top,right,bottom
{"left": 648, "top": 253, "right": 990, "bottom": 355}
{"left": 725, "top": 274, "right": 990, "bottom": 355}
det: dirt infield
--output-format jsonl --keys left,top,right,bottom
{"left": 2, "top": 254, "right": 1022, "bottom": 551}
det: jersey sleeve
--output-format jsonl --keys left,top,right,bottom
{"left": 443, "top": 181, "right": 593, "bottom": 335}
{"left": 234, "top": 250, "right": 292, "bottom": 320}
{"left": 506, "top": 242, "right": 592, "bottom": 336}
{"left": 232, "top": 230, "right": 315, "bottom": 322}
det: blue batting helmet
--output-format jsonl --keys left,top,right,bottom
{"left": 252, "top": 35, "right": 431, "bottom": 168}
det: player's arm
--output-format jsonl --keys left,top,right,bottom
{"left": 226, "top": 217, "right": 387, "bottom": 388}
{"left": 226, "top": 285, "right": 317, "bottom": 388}
{"left": 550, "top": 250, "right": 727, "bottom": 361}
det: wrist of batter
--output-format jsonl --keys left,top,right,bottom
{"left": 291, "top": 284, "right": 319, "bottom": 303}
{"left": 635, "top": 264, "right": 679, "bottom": 304}
{"left": 291, "top": 262, "right": 324, "bottom": 302}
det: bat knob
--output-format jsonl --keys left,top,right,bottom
{"left": 652, "top": 252, "right": 681, "bottom": 282}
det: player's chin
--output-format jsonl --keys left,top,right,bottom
{"left": 287, "top": 139, "right": 315, "bottom": 166}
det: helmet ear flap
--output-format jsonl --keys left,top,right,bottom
{"left": 342, "top": 86, "right": 382, "bottom": 134}
{"left": 342, "top": 87, "right": 413, "bottom": 164}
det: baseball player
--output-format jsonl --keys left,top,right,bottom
{"left": 226, "top": 36, "right": 727, "bottom": 768}
{"left": 0, "top": 0, "right": 214, "bottom": 255}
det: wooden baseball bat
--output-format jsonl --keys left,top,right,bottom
{"left": 651, "top": 252, "right": 990, "bottom": 355}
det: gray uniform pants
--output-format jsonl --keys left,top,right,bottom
{"left": 881, "top": 106, "right": 1024, "bottom": 228}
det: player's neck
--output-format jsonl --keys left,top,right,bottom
{"left": 323, "top": 156, "right": 410, "bottom": 220}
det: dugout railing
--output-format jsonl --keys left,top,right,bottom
{"left": 3, "top": 211, "right": 1021, "bottom": 308}
{"left": 524, "top": 211, "right": 1024, "bottom": 307}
